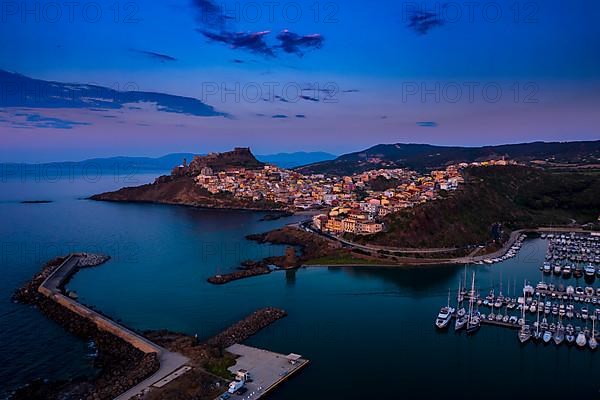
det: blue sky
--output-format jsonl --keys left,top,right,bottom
{"left": 1, "top": 0, "right": 599, "bottom": 162}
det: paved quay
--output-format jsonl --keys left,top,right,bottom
{"left": 224, "top": 344, "right": 309, "bottom": 400}
{"left": 38, "top": 254, "right": 190, "bottom": 400}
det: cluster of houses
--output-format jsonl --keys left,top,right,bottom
{"left": 192, "top": 158, "right": 515, "bottom": 236}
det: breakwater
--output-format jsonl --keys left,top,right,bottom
{"left": 12, "top": 254, "right": 167, "bottom": 400}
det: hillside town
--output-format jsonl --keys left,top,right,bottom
{"left": 178, "top": 148, "right": 517, "bottom": 237}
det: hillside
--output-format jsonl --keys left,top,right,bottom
{"left": 354, "top": 166, "right": 600, "bottom": 249}
{"left": 296, "top": 141, "right": 600, "bottom": 175}
{"left": 90, "top": 148, "right": 280, "bottom": 210}
{"left": 90, "top": 175, "right": 282, "bottom": 210}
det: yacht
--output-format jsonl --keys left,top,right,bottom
{"left": 543, "top": 329, "right": 553, "bottom": 343}
{"left": 542, "top": 263, "right": 552, "bottom": 274}
{"left": 435, "top": 306, "right": 454, "bottom": 329}
{"left": 542, "top": 262, "right": 552, "bottom": 275}
{"left": 584, "top": 264, "right": 596, "bottom": 278}
{"left": 455, "top": 314, "right": 467, "bottom": 331}
{"left": 553, "top": 265, "right": 562, "bottom": 275}
{"left": 576, "top": 329, "right": 587, "bottom": 348}
{"left": 565, "top": 325, "right": 576, "bottom": 344}
{"left": 466, "top": 273, "right": 481, "bottom": 335}
{"left": 518, "top": 325, "right": 532, "bottom": 344}
{"left": 562, "top": 265, "right": 572, "bottom": 278}
{"left": 590, "top": 317, "right": 598, "bottom": 351}
{"left": 553, "top": 324, "right": 565, "bottom": 345}
{"left": 466, "top": 314, "right": 481, "bottom": 334}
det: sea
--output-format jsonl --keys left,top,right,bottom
{"left": 1, "top": 170, "right": 598, "bottom": 399}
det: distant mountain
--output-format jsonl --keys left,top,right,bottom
{"left": 256, "top": 152, "right": 336, "bottom": 168}
{"left": 0, "top": 69, "right": 226, "bottom": 117}
{"left": 296, "top": 141, "right": 600, "bottom": 175}
{"left": 0, "top": 151, "right": 336, "bottom": 174}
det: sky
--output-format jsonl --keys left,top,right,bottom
{"left": 1, "top": 0, "right": 599, "bottom": 162}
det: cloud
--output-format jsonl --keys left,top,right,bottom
{"left": 232, "top": 59, "right": 245, "bottom": 64}
{"left": 198, "top": 29, "right": 275, "bottom": 57}
{"left": 272, "top": 114, "right": 288, "bottom": 119}
{"left": 276, "top": 30, "right": 324, "bottom": 56}
{"left": 274, "top": 95, "right": 290, "bottom": 103}
{"left": 9, "top": 113, "right": 91, "bottom": 129}
{"left": 407, "top": 11, "right": 445, "bottom": 35}
{"left": 130, "top": 49, "right": 177, "bottom": 63}
{"left": 300, "top": 95, "right": 319, "bottom": 102}
{"left": 295, "top": 114, "right": 306, "bottom": 118}
{"left": 416, "top": 121, "right": 438, "bottom": 127}
{"left": 192, "top": 0, "right": 232, "bottom": 29}
{"left": 0, "top": 70, "right": 227, "bottom": 118}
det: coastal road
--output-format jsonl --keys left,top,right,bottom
{"left": 39, "top": 254, "right": 191, "bottom": 400}
{"left": 114, "top": 351, "right": 190, "bottom": 400}
{"left": 298, "top": 221, "right": 459, "bottom": 254}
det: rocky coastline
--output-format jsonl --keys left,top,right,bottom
{"left": 12, "top": 254, "right": 160, "bottom": 400}
{"left": 12, "top": 255, "right": 294, "bottom": 400}
{"left": 90, "top": 175, "right": 285, "bottom": 212}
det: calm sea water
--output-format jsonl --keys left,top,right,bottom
{"left": 1, "top": 173, "right": 598, "bottom": 399}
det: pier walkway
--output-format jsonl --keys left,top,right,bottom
{"left": 38, "top": 254, "right": 190, "bottom": 400}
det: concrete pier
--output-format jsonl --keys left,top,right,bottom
{"left": 37, "top": 254, "right": 190, "bottom": 400}
{"left": 223, "top": 344, "right": 309, "bottom": 400}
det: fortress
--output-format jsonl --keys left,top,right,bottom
{"left": 172, "top": 147, "right": 264, "bottom": 177}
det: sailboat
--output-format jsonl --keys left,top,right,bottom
{"left": 435, "top": 289, "right": 455, "bottom": 329}
{"left": 466, "top": 273, "right": 481, "bottom": 335}
{"left": 518, "top": 324, "right": 532, "bottom": 344}
{"left": 590, "top": 316, "right": 598, "bottom": 351}
{"left": 553, "top": 321, "right": 565, "bottom": 346}
{"left": 533, "top": 294, "right": 542, "bottom": 341}
{"left": 565, "top": 324, "right": 576, "bottom": 344}
{"left": 517, "top": 285, "right": 531, "bottom": 343}
{"left": 455, "top": 278, "right": 467, "bottom": 331}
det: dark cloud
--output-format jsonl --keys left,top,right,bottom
{"left": 272, "top": 114, "right": 288, "bottom": 119}
{"left": 130, "top": 49, "right": 177, "bottom": 63}
{"left": 416, "top": 121, "right": 438, "bottom": 127}
{"left": 342, "top": 89, "right": 360, "bottom": 93}
{"left": 276, "top": 30, "right": 324, "bottom": 56}
{"left": 0, "top": 69, "right": 227, "bottom": 118}
{"left": 10, "top": 113, "right": 91, "bottom": 129}
{"left": 295, "top": 114, "right": 306, "bottom": 118}
{"left": 232, "top": 59, "right": 245, "bottom": 64}
{"left": 191, "top": 0, "right": 233, "bottom": 29}
{"left": 274, "top": 95, "right": 290, "bottom": 103}
{"left": 407, "top": 11, "right": 445, "bottom": 35}
{"left": 301, "top": 95, "right": 319, "bottom": 102}
{"left": 198, "top": 29, "right": 275, "bottom": 57}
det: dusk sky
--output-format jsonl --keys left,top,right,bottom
{"left": 2, "top": 0, "right": 599, "bottom": 162}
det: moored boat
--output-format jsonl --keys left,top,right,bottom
{"left": 518, "top": 325, "right": 532, "bottom": 344}
{"left": 576, "top": 330, "right": 587, "bottom": 348}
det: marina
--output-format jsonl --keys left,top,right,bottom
{"left": 438, "top": 231, "right": 600, "bottom": 351}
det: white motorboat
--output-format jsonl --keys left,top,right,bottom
{"left": 584, "top": 264, "right": 596, "bottom": 278}
{"left": 576, "top": 331, "right": 587, "bottom": 348}
{"left": 435, "top": 306, "right": 454, "bottom": 329}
